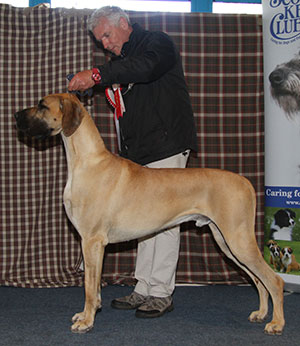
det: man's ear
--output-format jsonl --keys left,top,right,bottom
{"left": 119, "top": 17, "right": 129, "bottom": 30}
{"left": 60, "top": 97, "right": 83, "bottom": 137}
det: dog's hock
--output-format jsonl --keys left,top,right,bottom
{"left": 60, "top": 97, "right": 83, "bottom": 137}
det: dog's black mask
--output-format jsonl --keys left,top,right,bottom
{"left": 14, "top": 109, "right": 52, "bottom": 140}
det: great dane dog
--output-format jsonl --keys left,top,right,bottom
{"left": 14, "top": 93, "right": 285, "bottom": 335}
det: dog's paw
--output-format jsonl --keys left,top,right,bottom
{"left": 248, "top": 310, "right": 267, "bottom": 323}
{"left": 71, "top": 319, "right": 94, "bottom": 334}
{"left": 72, "top": 311, "right": 85, "bottom": 323}
{"left": 264, "top": 321, "right": 284, "bottom": 336}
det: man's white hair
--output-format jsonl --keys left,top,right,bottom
{"left": 88, "top": 6, "right": 130, "bottom": 32}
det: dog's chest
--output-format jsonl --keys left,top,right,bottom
{"left": 273, "top": 228, "right": 292, "bottom": 240}
{"left": 271, "top": 221, "right": 293, "bottom": 240}
{"left": 271, "top": 252, "right": 281, "bottom": 262}
{"left": 63, "top": 193, "right": 80, "bottom": 231}
{"left": 282, "top": 255, "right": 292, "bottom": 267}
{"left": 63, "top": 175, "right": 80, "bottom": 231}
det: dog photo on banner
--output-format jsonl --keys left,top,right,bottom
{"left": 263, "top": 1, "right": 300, "bottom": 291}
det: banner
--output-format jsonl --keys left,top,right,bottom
{"left": 263, "top": 0, "right": 300, "bottom": 291}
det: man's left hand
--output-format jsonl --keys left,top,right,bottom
{"left": 68, "top": 70, "right": 95, "bottom": 91}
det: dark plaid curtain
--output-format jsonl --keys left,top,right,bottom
{"left": 0, "top": 5, "right": 264, "bottom": 287}
{"left": 0, "top": 5, "right": 92, "bottom": 287}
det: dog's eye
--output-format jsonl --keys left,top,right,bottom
{"left": 38, "top": 100, "right": 49, "bottom": 111}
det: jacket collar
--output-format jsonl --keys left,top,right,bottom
{"left": 121, "top": 23, "right": 145, "bottom": 57}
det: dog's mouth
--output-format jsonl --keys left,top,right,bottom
{"left": 14, "top": 110, "right": 53, "bottom": 139}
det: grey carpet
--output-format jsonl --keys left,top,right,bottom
{"left": 0, "top": 285, "right": 298, "bottom": 346}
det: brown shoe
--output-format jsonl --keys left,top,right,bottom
{"left": 135, "top": 296, "right": 174, "bottom": 318}
{"left": 111, "top": 291, "right": 147, "bottom": 310}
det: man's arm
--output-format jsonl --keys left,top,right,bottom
{"left": 68, "top": 31, "right": 177, "bottom": 91}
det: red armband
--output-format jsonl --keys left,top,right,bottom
{"left": 92, "top": 68, "right": 101, "bottom": 84}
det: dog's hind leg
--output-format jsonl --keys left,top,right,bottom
{"left": 207, "top": 223, "right": 269, "bottom": 321}
{"left": 247, "top": 277, "right": 269, "bottom": 323}
{"left": 208, "top": 222, "right": 285, "bottom": 335}
{"left": 71, "top": 235, "right": 107, "bottom": 333}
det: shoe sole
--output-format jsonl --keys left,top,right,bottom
{"left": 135, "top": 303, "right": 174, "bottom": 318}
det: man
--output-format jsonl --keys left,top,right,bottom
{"left": 68, "top": 6, "right": 197, "bottom": 318}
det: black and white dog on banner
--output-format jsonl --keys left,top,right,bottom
{"left": 270, "top": 209, "right": 296, "bottom": 241}
{"left": 269, "top": 53, "right": 300, "bottom": 118}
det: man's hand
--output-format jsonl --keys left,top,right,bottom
{"left": 68, "top": 70, "right": 95, "bottom": 91}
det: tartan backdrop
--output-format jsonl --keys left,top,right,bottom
{"left": 0, "top": 5, "right": 264, "bottom": 287}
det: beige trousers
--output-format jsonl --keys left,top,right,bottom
{"left": 134, "top": 150, "right": 190, "bottom": 298}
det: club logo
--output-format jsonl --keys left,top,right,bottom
{"left": 270, "top": 0, "right": 300, "bottom": 43}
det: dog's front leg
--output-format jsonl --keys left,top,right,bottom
{"left": 71, "top": 236, "right": 106, "bottom": 333}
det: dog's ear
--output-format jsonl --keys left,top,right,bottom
{"left": 60, "top": 97, "right": 83, "bottom": 137}
{"left": 291, "top": 210, "right": 296, "bottom": 218}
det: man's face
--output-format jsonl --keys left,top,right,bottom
{"left": 93, "top": 17, "right": 131, "bottom": 56}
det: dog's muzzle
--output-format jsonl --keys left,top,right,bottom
{"left": 14, "top": 110, "right": 52, "bottom": 140}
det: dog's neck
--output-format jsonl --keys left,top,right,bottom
{"left": 61, "top": 111, "right": 109, "bottom": 161}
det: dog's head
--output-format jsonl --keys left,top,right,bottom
{"left": 267, "top": 239, "right": 277, "bottom": 249}
{"left": 274, "top": 209, "right": 296, "bottom": 228}
{"left": 281, "top": 247, "right": 293, "bottom": 260}
{"left": 269, "top": 54, "right": 300, "bottom": 116}
{"left": 270, "top": 245, "right": 281, "bottom": 258}
{"left": 14, "top": 93, "right": 83, "bottom": 139}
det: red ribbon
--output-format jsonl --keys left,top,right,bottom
{"left": 105, "top": 87, "right": 123, "bottom": 120}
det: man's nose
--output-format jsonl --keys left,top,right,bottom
{"left": 102, "top": 37, "right": 109, "bottom": 49}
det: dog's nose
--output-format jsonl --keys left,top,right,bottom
{"left": 14, "top": 111, "right": 20, "bottom": 120}
{"left": 14, "top": 110, "right": 28, "bottom": 124}
{"left": 14, "top": 110, "right": 26, "bottom": 122}
{"left": 269, "top": 69, "right": 285, "bottom": 86}
{"left": 14, "top": 110, "right": 28, "bottom": 131}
